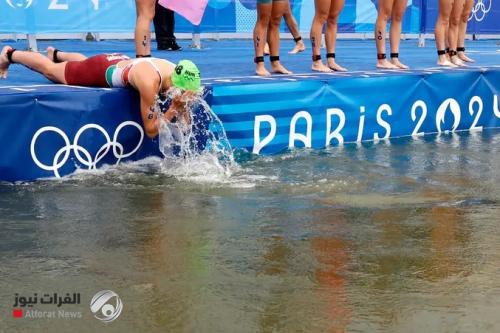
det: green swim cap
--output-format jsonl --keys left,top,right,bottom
{"left": 171, "top": 60, "right": 201, "bottom": 92}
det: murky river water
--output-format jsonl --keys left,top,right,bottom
{"left": 1, "top": 130, "right": 499, "bottom": 332}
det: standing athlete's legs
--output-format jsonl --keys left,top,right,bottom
{"left": 268, "top": 0, "right": 292, "bottom": 74}
{"left": 135, "top": 0, "right": 156, "bottom": 57}
{"left": 448, "top": 0, "right": 467, "bottom": 66}
{"left": 375, "top": 0, "right": 398, "bottom": 69}
{"left": 310, "top": 0, "right": 332, "bottom": 72}
{"left": 325, "top": 0, "right": 347, "bottom": 71}
{"left": 283, "top": 3, "right": 306, "bottom": 54}
{"left": 254, "top": 1, "right": 273, "bottom": 76}
{"left": 389, "top": 0, "right": 409, "bottom": 69}
{"left": 458, "top": 0, "right": 475, "bottom": 62}
{"left": 0, "top": 46, "right": 67, "bottom": 83}
{"left": 435, "top": 0, "right": 456, "bottom": 67}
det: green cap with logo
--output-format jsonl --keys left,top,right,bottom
{"left": 171, "top": 60, "right": 201, "bottom": 92}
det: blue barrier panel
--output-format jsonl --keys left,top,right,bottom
{"left": 1, "top": 69, "right": 500, "bottom": 182}
{"left": 0, "top": 0, "right": 427, "bottom": 34}
{"left": 211, "top": 69, "right": 500, "bottom": 155}
{"left": 0, "top": 0, "right": 136, "bottom": 33}
{"left": 468, "top": 0, "right": 500, "bottom": 34}
{"left": 0, "top": 86, "right": 157, "bottom": 181}
{"left": 422, "top": 0, "right": 500, "bottom": 34}
{"left": 0, "top": 84, "right": 214, "bottom": 182}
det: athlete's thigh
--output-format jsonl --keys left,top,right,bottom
{"left": 329, "top": 0, "right": 345, "bottom": 17}
{"left": 377, "top": 0, "right": 394, "bottom": 16}
{"left": 451, "top": 0, "right": 466, "bottom": 20}
{"left": 47, "top": 63, "right": 68, "bottom": 84}
{"left": 438, "top": 0, "right": 453, "bottom": 19}
{"left": 314, "top": 0, "right": 331, "bottom": 17}
{"left": 392, "top": 0, "right": 408, "bottom": 18}
{"left": 463, "top": 0, "right": 474, "bottom": 16}
{"left": 135, "top": 0, "right": 155, "bottom": 15}
{"left": 271, "top": 0, "right": 288, "bottom": 18}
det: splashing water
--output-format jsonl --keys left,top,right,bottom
{"left": 156, "top": 87, "right": 239, "bottom": 183}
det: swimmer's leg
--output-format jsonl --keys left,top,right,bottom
{"left": 47, "top": 46, "right": 87, "bottom": 63}
{"left": 3, "top": 47, "right": 68, "bottom": 83}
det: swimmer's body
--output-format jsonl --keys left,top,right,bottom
{"left": 0, "top": 46, "right": 200, "bottom": 138}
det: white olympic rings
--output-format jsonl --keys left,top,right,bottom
{"left": 469, "top": 0, "right": 491, "bottom": 22}
{"left": 30, "top": 121, "right": 144, "bottom": 178}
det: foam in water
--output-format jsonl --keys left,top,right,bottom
{"left": 36, "top": 88, "right": 273, "bottom": 188}
{"left": 156, "top": 87, "right": 240, "bottom": 183}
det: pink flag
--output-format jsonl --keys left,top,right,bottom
{"left": 159, "top": 0, "right": 208, "bottom": 26}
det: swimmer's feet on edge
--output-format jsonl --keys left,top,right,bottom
{"left": 0, "top": 45, "right": 13, "bottom": 79}
{"left": 271, "top": 61, "right": 292, "bottom": 75}
{"left": 312, "top": 60, "right": 333, "bottom": 73}
{"left": 255, "top": 62, "right": 271, "bottom": 76}
{"left": 46, "top": 46, "right": 57, "bottom": 62}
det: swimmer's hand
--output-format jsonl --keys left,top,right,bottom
{"left": 164, "top": 93, "right": 193, "bottom": 125}
{"left": 180, "top": 90, "right": 196, "bottom": 102}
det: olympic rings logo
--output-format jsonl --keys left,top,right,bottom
{"left": 30, "top": 121, "right": 144, "bottom": 178}
{"left": 469, "top": 0, "right": 491, "bottom": 22}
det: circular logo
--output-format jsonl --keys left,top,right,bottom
{"left": 5, "top": 0, "right": 33, "bottom": 9}
{"left": 90, "top": 290, "right": 123, "bottom": 323}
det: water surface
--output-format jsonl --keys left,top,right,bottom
{"left": 1, "top": 130, "right": 499, "bottom": 332}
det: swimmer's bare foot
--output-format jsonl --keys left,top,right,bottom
{"left": 256, "top": 62, "right": 271, "bottom": 76}
{"left": 391, "top": 58, "right": 410, "bottom": 70}
{"left": 458, "top": 52, "right": 475, "bottom": 63}
{"left": 376, "top": 58, "right": 399, "bottom": 69}
{"left": 437, "top": 57, "right": 458, "bottom": 68}
{"left": 289, "top": 40, "right": 306, "bottom": 54}
{"left": 312, "top": 60, "right": 333, "bottom": 73}
{"left": 450, "top": 55, "right": 466, "bottom": 67}
{"left": 46, "top": 46, "right": 57, "bottom": 62}
{"left": 264, "top": 43, "right": 270, "bottom": 56}
{"left": 0, "top": 46, "right": 12, "bottom": 79}
{"left": 271, "top": 61, "right": 292, "bottom": 74}
{"left": 327, "top": 59, "right": 347, "bottom": 72}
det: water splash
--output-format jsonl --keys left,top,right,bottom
{"left": 156, "top": 87, "right": 239, "bottom": 183}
